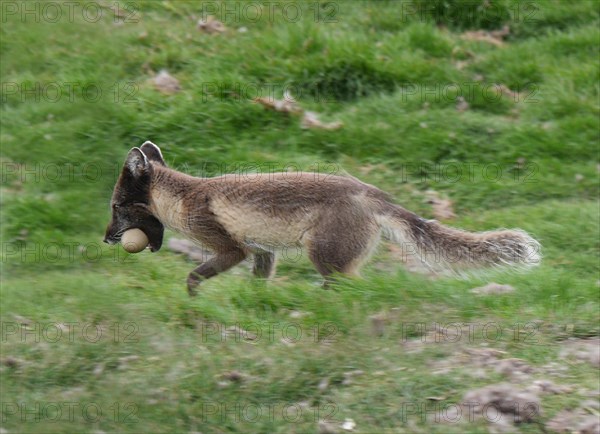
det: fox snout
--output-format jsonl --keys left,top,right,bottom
{"left": 103, "top": 222, "right": 122, "bottom": 245}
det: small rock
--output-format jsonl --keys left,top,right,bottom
{"left": 495, "top": 358, "right": 535, "bottom": 378}
{"left": 1, "top": 357, "right": 20, "bottom": 368}
{"left": 370, "top": 312, "right": 387, "bottom": 337}
{"left": 547, "top": 409, "right": 578, "bottom": 433}
{"left": 93, "top": 363, "right": 104, "bottom": 376}
{"left": 341, "top": 418, "right": 356, "bottom": 431}
{"left": 454, "top": 60, "right": 469, "bottom": 70}
{"left": 527, "top": 379, "right": 572, "bottom": 395}
{"left": 318, "top": 419, "right": 338, "bottom": 434}
{"left": 289, "top": 310, "right": 307, "bottom": 319}
{"left": 456, "top": 96, "right": 469, "bottom": 112}
{"left": 318, "top": 378, "right": 329, "bottom": 392}
{"left": 465, "top": 348, "right": 507, "bottom": 364}
{"left": 62, "top": 386, "right": 86, "bottom": 399}
{"left": 301, "top": 111, "right": 343, "bottom": 130}
{"left": 342, "top": 370, "right": 364, "bottom": 385}
{"left": 581, "top": 399, "right": 600, "bottom": 411}
{"left": 118, "top": 355, "right": 139, "bottom": 369}
{"left": 153, "top": 70, "right": 181, "bottom": 95}
{"left": 577, "top": 415, "right": 600, "bottom": 434}
{"left": 426, "top": 396, "right": 447, "bottom": 401}
{"left": 12, "top": 314, "right": 32, "bottom": 325}
{"left": 470, "top": 283, "right": 516, "bottom": 295}
{"left": 297, "top": 401, "right": 311, "bottom": 411}
{"left": 280, "top": 337, "right": 295, "bottom": 346}
{"left": 547, "top": 407, "right": 600, "bottom": 434}
{"left": 222, "top": 370, "right": 244, "bottom": 383}
{"left": 222, "top": 325, "right": 257, "bottom": 341}
{"left": 460, "top": 25, "right": 509, "bottom": 47}
{"left": 560, "top": 338, "right": 600, "bottom": 367}
{"left": 216, "top": 381, "right": 230, "bottom": 389}
{"left": 197, "top": 16, "right": 226, "bottom": 34}
{"left": 254, "top": 91, "right": 302, "bottom": 115}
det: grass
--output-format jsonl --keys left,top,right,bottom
{"left": 1, "top": 1, "right": 599, "bottom": 433}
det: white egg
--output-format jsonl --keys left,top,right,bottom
{"left": 121, "top": 228, "right": 149, "bottom": 253}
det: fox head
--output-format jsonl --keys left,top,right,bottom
{"left": 103, "top": 141, "right": 166, "bottom": 252}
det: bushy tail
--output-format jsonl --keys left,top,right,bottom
{"left": 375, "top": 202, "right": 541, "bottom": 274}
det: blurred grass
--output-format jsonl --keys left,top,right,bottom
{"left": 1, "top": 1, "right": 599, "bottom": 433}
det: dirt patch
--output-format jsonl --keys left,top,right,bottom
{"left": 461, "top": 25, "right": 510, "bottom": 47}
{"left": 528, "top": 379, "right": 574, "bottom": 395}
{"left": 254, "top": 91, "right": 343, "bottom": 130}
{"left": 254, "top": 90, "right": 302, "bottom": 115}
{"left": 494, "top": 357, "right": 535, "bottom": 380}
{"left": 546, "top": 403, "right": 600, "bottom": 433}
{"left": 463, "top": 383, "right": 541, "bottom": 428}
{"left": 559, "top": 338, "right": 600, "bottom": 368}
{"left": 429, "top": 347, "right": 537, "bottom": 382}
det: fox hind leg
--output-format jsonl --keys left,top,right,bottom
{"left": 305, "top": 214, "right": 380, "bottom": 286}
{"left": 253, "top": 251, "right": 276, "bottom": 278}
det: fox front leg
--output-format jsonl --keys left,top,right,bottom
{"left": 186, "top": 249, "right": 246, "bottom": 296}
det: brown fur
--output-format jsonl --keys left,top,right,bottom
{"left": 104, "top": 143, "right": 541, "bottom": 295}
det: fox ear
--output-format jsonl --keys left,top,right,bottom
{"left": 125, "top": 147, "right": 149, "bottom": 177}
{"left": 140, "top": 141, "right": 166, "bottom": 166}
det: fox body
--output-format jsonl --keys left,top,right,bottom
{"left": 104, "top": 142, "right": 541, "bottom": 295}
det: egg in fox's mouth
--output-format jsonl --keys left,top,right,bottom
{"left": 102, "top": 234, "right": 158, "bottom": 252}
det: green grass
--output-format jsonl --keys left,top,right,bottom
{"left": 1, "top": 1, "right": 599, "bottom": 433}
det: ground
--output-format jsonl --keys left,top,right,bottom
{"left": 1, "top": 1, "right": 599, "bottom": 433}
